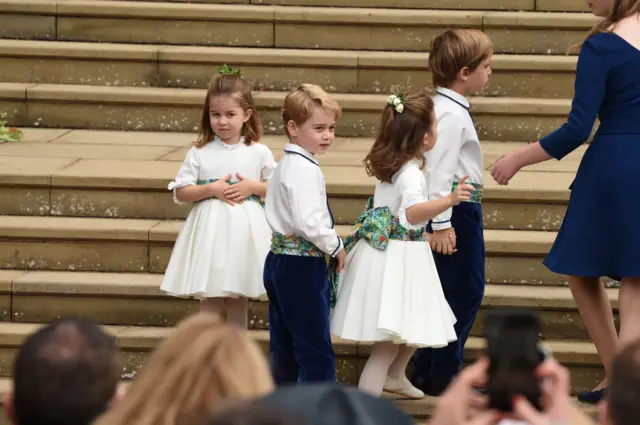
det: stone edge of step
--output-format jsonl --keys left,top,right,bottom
{"left": 0, "top": 0, "right": 596, "bottom": 29}
{"left": 0, "top": 215, "right": 558, "bottom": 255}
{"left": 0, "top": 320, "right": 605, "bottom": 366}
{"left": 0, "top": 39, "right": 579, "bottom": 71}
{"left": 0, "top": 82, "right": 572, "bottom": 114}
{"left": 0, "top": 269, "right": 620, "bottom": 309}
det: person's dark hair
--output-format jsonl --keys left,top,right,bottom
{"left": 206, "top": 401, "right": 300, "bottom": 425}
{"left": 13, "top": 318, "right": 119, "bottom": 425}
{"left": 608, "top": 339, "right": 640, "bottom": 425}
{"left": 364, "top": 90, "right": 435, "bottom": 183}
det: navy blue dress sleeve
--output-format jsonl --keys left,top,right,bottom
{"left": 539, "top": 38, "right": 609, "bottom": 160}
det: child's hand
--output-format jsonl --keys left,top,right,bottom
{"left": 430, "top": 228, "right": 457, "bottom": 255}
{"left": 224, "top": 173, "right": 256, "bottom": 203}
{"left": 449, "top": 175, "right": 475, "bottom": 206}
{"left": 207, "top": 174, "right": 236, "bottom": 206}
{"left": 336, "top": 249, "right": 346, "bottom": 273}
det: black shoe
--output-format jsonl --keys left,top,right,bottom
{"left": 577, "top": 387, "right": 607, "bottom": 404}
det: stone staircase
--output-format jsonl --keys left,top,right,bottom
{"left": 0, "top": 0, "right": 607, "bottom": 420}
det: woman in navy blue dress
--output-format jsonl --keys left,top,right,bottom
{"left": 491, "top": 0, "right": 640, "bottom": 404}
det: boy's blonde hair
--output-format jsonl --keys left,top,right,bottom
{"left": 282, "top": 84, "right": 342, "bottom": 138}
{"left": 93, "top": 312, "right": 274, "bottom": 425}
{"left": 428, "top": 29, "right": 493, "bottom": 88}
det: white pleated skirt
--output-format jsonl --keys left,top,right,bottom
{"left": 160, "top": 198, "right": 270, "bottom": 300}
{"left": 330, "top": 239, "right": 457, "bottom": 348}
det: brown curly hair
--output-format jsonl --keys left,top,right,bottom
{"left": 195, "top": 73, "right": 262, "bottom": 148}
{"left": 364, "top": 90, "right": 436, "bottom": 183}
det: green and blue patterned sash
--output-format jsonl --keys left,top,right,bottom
{"left": 194, "top": 178, "right": 263, "bottom": 205}
{"left": 269, "top": 232, "right": 324, "bottom": 257}
{"left": 328, "top": 197, "right": 427, "bottom": 307}
{"left": 451, "top": 181, "right": 483, "bottom": 204}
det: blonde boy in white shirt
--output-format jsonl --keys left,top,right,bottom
{"left": 264, "top": 84, "right": 346, "bottom": 384}
{"left": 411, "top": 29, "right": 494, "bottom": 396}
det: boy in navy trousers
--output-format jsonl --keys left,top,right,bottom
{"left": 411, "top": 29, "right": 494, "bottom": 396}
{"left": 263, "top": 84, "right": 346, "bottom": 384}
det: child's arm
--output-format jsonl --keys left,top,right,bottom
{"left": 406, "top": 176, "right": 474, "bottom": 225}
{"left": 224, "top": 145, "right": 277, "bottom": 201}
{"left": 426, "top": 111, "right": 465, "bottom": 231}
{"left": 286, "top": 170, "right": 343, "bottom": 258}
{"left": 176, "top": 178, "right": 234, "bottom": 205}
{"left": 169, "top": 148, "right": 206, "bottom": 204}
{"left": 169, "top": 148, "right": 236, "bottom": 205}
{"left": 224, "top": 174, "right": 267, "bottom": 202}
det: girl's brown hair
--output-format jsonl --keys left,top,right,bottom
{"left": 93, "top": 312, "right": 274, "bottom": 425}
{"left": 195, "top": 73, "right": 262, "bottom": 148}
{"left": 364, "top": 90, "right": 435, "bottom": 183}
{"left": 579, "top": 0, "right": 639, "bottom": 48}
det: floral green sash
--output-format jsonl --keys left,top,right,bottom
{"left": 194, "top": 179, "right": 263, "bottom": 205}
{"left": 452, "top": 181, "right": 483, "bottom": 204}
{"left": 269, "top": 232, "right": 324, "bottom": 257}
{"left": 328, "top": 197, "right": 427, "bottom": 307}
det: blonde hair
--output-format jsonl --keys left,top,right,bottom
{"left": 281, "top": 84, "right": 342, "bottom": 138}
{"left": 94, "top": 313, "right": 274, "bottom": 425}
{"left": 195, "top": 73, "right": 262, "bottom": 148}
{"left": 428, "top": 29, "right": 494, "bottom": 88}
{"left": 364, "top": 90, "right": 434, "bottom": 183}
{"left": 584, "top": 0, "right": 639, "bottom": 42}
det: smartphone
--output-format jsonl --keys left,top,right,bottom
{"left": 484, "top": 309, "right": 546, "bottom": 413}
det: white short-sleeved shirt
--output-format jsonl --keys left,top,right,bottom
{"left": 264, "top": 143, "right": 343, "bottom": 257}
{"left": 168, "top": 136, "right": 277, "bottom": 204}
{"left": 373, "top": 159, "right": 429, "bottom": 231}
{"left": 425, "top": 87, "right": 483, "bottom": 230}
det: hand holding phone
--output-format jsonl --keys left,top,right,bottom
{"left": 484, "top": 309, "right": 546, "bottom": 413}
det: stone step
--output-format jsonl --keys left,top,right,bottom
{"left": 0, "top": 320, "right": 604, "bottom": 393}
{"left": 0, "top": 269, "right": 619, "bottom": 341}
{"left": 1, "top": 129, "right": 581, "bottom": 231}
{"left": 0, "top": 39, "right": 578, "bottom": 98}
{"left": 96, "top": 0, "right": 590, "bottom": 13}
{"left": 0, "top": 215, "right": 579, "bottom": 287}
{"left": 1, "top": 0, "right": 596, "bottom": 54}
{"left": 2, "top": 82, "right": 575, "bottom": 140}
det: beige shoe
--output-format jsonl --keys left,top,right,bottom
{"left": 383, "top": 375, "right": 425, "bottom": 399}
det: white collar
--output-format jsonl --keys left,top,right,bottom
{"left": 213, "top": 135, "right": 245, "bottom": 149}
{"left": 284, "top": 143, "right": 319, "bottom": 165}
{"left": 435, "top": 87, "right": 470, "bottom": 109}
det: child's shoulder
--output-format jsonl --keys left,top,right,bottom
{"left": 433, "top": 98, "right": 469, "bottom": 119}
{"left": 393, "top": 160, "right": 424, "bottom": 185}
{"left": 248, "top": 141, "right": 274, "bottom": 155}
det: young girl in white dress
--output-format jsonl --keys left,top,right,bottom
{"left": 161, "top": 67, "right": 276, "bottom": 328}
{"left": 330, "top": 90, "right": 474, "bottom": 398}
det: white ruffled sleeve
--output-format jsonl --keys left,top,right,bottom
{"left": 168, "top": 147, "right": 199, "bottom": 205}
{"left": 396, "top": 165, "right": 428, "bottom": 230}
{"left": 260, "top": 145, "right": 278, "bottom": 181}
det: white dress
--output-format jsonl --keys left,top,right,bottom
{"left": 160, "top": 137, "right": 276, "bottom": 300}
{"left": 330, "top": 160, "right": 457, "bottom": 348}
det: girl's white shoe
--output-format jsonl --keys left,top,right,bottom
{"left": 383, "top": 376, "right": 425, "bottom": 399}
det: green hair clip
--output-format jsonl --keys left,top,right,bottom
{"left": 217, "top": 63, "right": 243, "bottom": 78}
